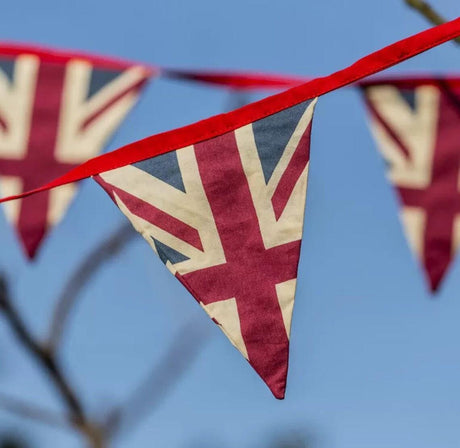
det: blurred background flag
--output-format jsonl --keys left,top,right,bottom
{"left": 94, "top": 97, "right": 318, "bottom": 399}
{"left": 361, "top": 78, "right": 460, "bottom": 292}
{"left": 0, "top": 43, "right": 154, "bottom": 259}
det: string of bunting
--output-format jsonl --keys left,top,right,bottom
{"left": 1, "top": 18, "right": 460, "bottom": 398}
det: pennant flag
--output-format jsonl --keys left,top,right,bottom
{"left": 0, "top": 44, "right": 154, "bottom": 258}
{"left": 362, "top": 78, "right": 460, "bottom": 291}
{"left": 94, "top": 98, "right": 317, "bottom": 398}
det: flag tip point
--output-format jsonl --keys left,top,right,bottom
{"left": 272, "top": 389, "right": 285, "bottom": 400}
{"left": 267, "top": 382, "right": 286, "bottom": 400}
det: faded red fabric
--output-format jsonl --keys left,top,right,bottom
{"left": 94, "top": 98, "right": 316, "bottom": 398}
{"left": 362, "top": 78, "right": 460, "bottom": 291}
{"left": 0, "top": 44, "right": 153, "bottom": 257}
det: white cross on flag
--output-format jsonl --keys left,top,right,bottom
{"left": 0, "top": 44, "right": 154, "bottom": 258}
{"left": 362, "top": 78, "right": 460, "bottom": 291}
{"left": 95, "top": 99, "right": 317, "bottom": 398}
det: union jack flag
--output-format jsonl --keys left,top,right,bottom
{"left": 95, "top": 98, "right": 317, "bottom": 398}
{"left": 362, "top": 79, "right": 460, "bottom": 292}
{"left": 0, "top": 44, "right": 153, "bottom": 258}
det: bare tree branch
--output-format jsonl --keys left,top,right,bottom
{"left": 0, "top": 392, "right": 71, "bottom": 430}
{"left": 405, "top": 0, "right": 460, "bottom": 45}
{"left": 0, "top": 275, "right": 106, "bottom": 447}
{"left": 1, "top": 222, "right": 203, "bottom": 447}
{"left": 104, "top": 318, "right": 211, "bottom": 441}
{"left": 0, "top": 275, "right": 85, "bottom": 423}
{"left": 46, "top": 222, "right": 137, "bottom": 352}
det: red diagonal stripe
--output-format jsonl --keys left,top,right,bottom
{"left": 363, "top": 93, "right": 412, "bottom": 159}
{"left": 95, "top": 174, "right": 203, "bottom": 252}
{"left": 0, "top": 113, "right": 7, "bottom": 131}
{"left": 271, "top": 121, "right": 312, "bottom": 220}
{"left": 80, "top": 77, "right": 148, "bottom": 131}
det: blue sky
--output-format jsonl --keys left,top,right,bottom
{"left": 1, "top": 1, "right": 460, "bottom": 447}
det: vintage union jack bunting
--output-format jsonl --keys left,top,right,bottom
{"left": 1, "top": 19, "right": 460, "bottom": 397}
{"left": 362, "top": 78, "right": 460, "bottom": 292}
{"left": 0, "top": 44, "right": 153, "bottom": 258}
{"left": 95, "top": 99, "right": 317, "bottom": 398}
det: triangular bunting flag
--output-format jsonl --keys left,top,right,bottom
{"left": 361, "top": 78, "right": 460, "bottom": 291}
{"left": 0, "top": 44, "right": 154, "bottom": 258}
{"left": 94, "top": 98, "right": 317, "bottom": 398}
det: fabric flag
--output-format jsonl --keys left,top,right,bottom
{"left": 95, "top": 98, "right": 317, "bottom": 398}
{"left": 361, "top": 78, "right": 460, "bottom": 291}
{"left": 0, "top": 44, "right": 154, "bottom": 258}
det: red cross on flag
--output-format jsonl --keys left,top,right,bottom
{"left": 0, "top": 43, "right": 154, "bottom": 258}
{"left": 95, "top": 98, "right": 317, "bottom": 398}
{"left": 362, "top": 78, "right": 460, "bottom": 292}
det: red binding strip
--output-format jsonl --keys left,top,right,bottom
{"left": 359, "top": 75, "right": 460, "bottom": 88}
{"left": 0, "top": 42, "right": 158, "bottom": 74}
{"left": 165, "top": 70, "right": 460, "bottom": 91}
{"left": 1, "top": 17, "right": 460, "bottom": 204}
{"left": 163, "top": 69, "right": 307, "bottom": 90}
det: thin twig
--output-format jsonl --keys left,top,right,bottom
{"left": 104, "top": 318, "right": 211, "bottom": 440}
{"left": 405, "top": 0, "right": 460, "bottom": 45}
{"left": 1, "top": 222, "right": 203, "bottom": 447}
{"left": 0, "top": 275, "right": 108, "bottom": 447}
{"left": 46, "top": 222, "right": 137, "bottom": 352}
{"left": 0, "top": 392, "right": 72, "bottom": 429}
{"left": 0, "top": 275, "right": 85, "bottom": 424}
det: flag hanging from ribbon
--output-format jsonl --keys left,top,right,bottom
{"left": 95, "top": 98, "right": 317, "bottom": 399}
{"left": 0, "top": 44, "right": 154, "bottom": 258}
{"left": 361, "top": 78, "right": 460, "bottom": 291}
{"left": 1, "top": 18, "right": 460, "bottom": 397}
